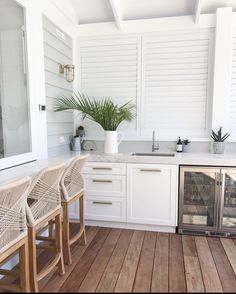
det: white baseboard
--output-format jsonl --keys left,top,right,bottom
{"left": 84, "top": 220, "right": 177, "bottom": 233}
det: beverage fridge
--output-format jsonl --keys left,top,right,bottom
{"left": 179, "top": 166, "right": 236, "bottom": 237}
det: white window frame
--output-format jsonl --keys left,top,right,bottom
{"left": 0, "top": 0, "right": 47, "bottom": 170}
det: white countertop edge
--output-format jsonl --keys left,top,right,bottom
{"left": 1, "top": 151, "right": 236, "bottom": 186}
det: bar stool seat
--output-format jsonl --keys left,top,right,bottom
{"left": 61, "top": 154, "right": 89, "bottom": 265}
{"left": 26, "top": 163, "right": 65, "bottom": 292}
{"left": 0, "top": 177, "right": 31, "bottom": 293}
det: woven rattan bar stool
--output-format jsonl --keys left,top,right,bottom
{"left": 26, "top": 163, "right": 65, "bottom": 292}
{"left": 60, "top": 154, "right": 89, "bottom": 265}
{"left": 0, "top": 177, "right": 31, "bottom": 293}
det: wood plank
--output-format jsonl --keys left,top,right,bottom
{"left": 221, "top": 238, "right": 236, "bottom": 275}
{"left": 78, "top": 229, "right": 121, "bottom": 292}
{"left": 169, "top": 234, "right": 187, "bottom": 293}
{"left": 41, "top": 226, "right": 99, "bottom": 292}
{"left": 195, "top": 236, "right": 223, "bottom": 292}
{"left": 182, "top": 235, "right": 198, "bottom": 257}
{"left": 208, "top": 238, "right": 236, "bottom": 293}
{"left": 133, "top": 232, "right": 156, "bottom": 292}
{"left": 96, "top": 230, "right": 134, "bottom": 293}
{"left": 182, "top": 236, "right": 204, "bottom": 293}
{"left": 59, "top": 227, "right": 111, "bottom": 292}
{"left": 184, "top": 256, "right": 205, "bottom": 293}
{"left": 151, "top": 233, "right": 169, "bottom": 293}
{"left": 114, "top": 230, "right": 145, "bottom": 293}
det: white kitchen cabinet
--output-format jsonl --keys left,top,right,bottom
{"left": 127, "top": 164, "right": 178, "bottom": 226}
{"left": 84, "top": 174, "right": 126, "bottom": 198}
{"left": 85, "top": 196, "right": 126, "bottom": 222}
{"left": 83, "top": 162, "right": 127, "bottom": 222}
{"left": 83, "top": 162, "right": 126, "bottom": 175}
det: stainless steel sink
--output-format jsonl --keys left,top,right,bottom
{"left": 131, "top": 152, "right": 175, "bottom": 157}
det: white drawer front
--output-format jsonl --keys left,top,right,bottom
{"left": 84, "top": 175, "right": 126, "bottom": 198}
{"left": 85, "top": 196, "right": 126, "bottom": 222}
{"left": 83, "top": 162, "right": 126, "bottom": 175}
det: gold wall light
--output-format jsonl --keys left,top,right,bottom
{"left": 59, "top": 64, "right": 75, "bottom": 83}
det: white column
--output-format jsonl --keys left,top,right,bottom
{"left": 212, "top": 7, "right": 233, "bottom": 132}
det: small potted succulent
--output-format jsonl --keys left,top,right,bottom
{"left": 182, "top": 139, "right": 191, "bottom": 152}
{"left": 211, "top": 127, "right": 230, "bottom": 154}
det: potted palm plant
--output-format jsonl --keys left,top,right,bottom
{"left": 211, "top": 127, "right": 230, "bottom": 154}
{"left": 55, "top": 92, "right": 136, "bottom": 154}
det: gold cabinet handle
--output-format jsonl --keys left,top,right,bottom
{"left": 93, "top": 167, "right": 112, "bottom": 171}
{"left": 92, "top": 180, "right": 113, "bottom": 183}
{"left": 92, "top": 201, "right": 113, "bottom": 205}
{"left": 140, "top": 169, "right": 162, "bottom": 172}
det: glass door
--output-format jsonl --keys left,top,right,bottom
{"left": 0, "top": 0, "right": 35, "bottom": 170}
{"left": 220, "top": 169, "right": 236, "bottom": 232}
{"left": 179, "top": 167, "right": 220, "bottom": 232}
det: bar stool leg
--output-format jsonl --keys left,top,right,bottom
{"left": 62, "top": 202, "right": 72, "bottom": 265}
{"left": 19, "top": 240, "right": 30, "bottom": 293}
{"left": 28, "top": 227, "right": 38, "bottom": 293}
{"left": 48, "top": 220, "right": 54, "bottom": 238}
{"left": 55, "top": 213, "right": 65, "bottom": 275}
{"left": 79, "top": 195, "right": 87, "bottom": 245}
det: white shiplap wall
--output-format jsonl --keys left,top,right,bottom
{"left": 79, "top": 29, "right": 214, "bottom": 140}
{"left": 43, "top": 17, "right": 74, "bottom": 155}
{"left": 230, "top": 33, "right": 236, "bottom": 138}
{"left": 80, "top": 37, "right": 139, "bottom": 139}
{"left": 142, "top": 29, "right": 214, "bottom": 139}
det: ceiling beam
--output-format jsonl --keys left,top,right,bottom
{"left": 109, "top": 0, "right": 123, "bottom": 30}
{"left": 194, "top": 0, "right": 202, "bottom": 24}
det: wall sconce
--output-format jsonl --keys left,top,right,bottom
{"left": 59, "top": 64, "right": 75, "bottom": 83}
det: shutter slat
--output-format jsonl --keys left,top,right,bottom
{"left": 143, "top": 30, "right": 212, "bottom": 136}
{"left": 230, "top": 36, "right": 236, "bottom": 134}
{"left": 80, "top": 38, "right": 138, "bottom": 137}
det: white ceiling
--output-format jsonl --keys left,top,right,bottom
{"left": 70, "top": 0, "right": 236, "bottom": 25}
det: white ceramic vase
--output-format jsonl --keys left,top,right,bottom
{"left": 213, "top": 142, "right": 225, "bottom": 154}
{"left": 104, "top": 131, "right": 123, "bottom": 154}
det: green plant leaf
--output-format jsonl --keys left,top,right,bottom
{"left": 54, "top": 91, "right": 136, "bottom": 131}
{"left": 211, "top": 127, "right": 230, "bottom": 142}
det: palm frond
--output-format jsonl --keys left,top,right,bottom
{"left": 55, "top": 91, "right": 136, "bottom": 131}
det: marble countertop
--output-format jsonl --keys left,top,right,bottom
{"left": 1, "top": 150, "right": 236, "bottom": 185}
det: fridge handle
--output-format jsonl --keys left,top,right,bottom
{"left": 214, "top": 172, "right": 220, "bottom": 229}
{"left": 218, "top": 172, "right": 224, "bottom": 230}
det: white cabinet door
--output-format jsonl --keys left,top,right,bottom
{"left": 84, "top": 175, "right": 126, "bottom": 198}
{"left": 85, "top": 196, "right": 126, "bottom": 222}
{"left": 127, "top": 164, "right": 178, "bottom": 226}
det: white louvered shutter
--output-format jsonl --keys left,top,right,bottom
{"left": 142, "top": 29, "right": 214, "bottom": 139}
{"left": 80, "top": 38, "right": 139, "bottom": 139}
{"left": 230, "top": 33, "right": 236, "bottom": 138}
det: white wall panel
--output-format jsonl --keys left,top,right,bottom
{"left": 230, "top": 34, "right": 236, "bottom": 138}
{"left": 43, "top": 17, "right": 73, "bottom": 155}
{"left": 142, "top": 29, "right": 214, "bottom": 139}
{"left": 80, "top": 37, "right": 139, "bottom": 138}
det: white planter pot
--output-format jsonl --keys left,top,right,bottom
{"left": 104, "top": 131, "right": 123, "bottom": 154}
{"left": 183, "top": 144, "right": 191, "bottom": 153}
{"left": 213, "top": 142, "right": 225, "bottom": 154}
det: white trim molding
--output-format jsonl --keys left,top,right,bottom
{"left": 109, "top": 0, "right": 123, "bottom": 30}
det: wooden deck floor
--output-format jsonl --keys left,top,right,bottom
{"left": 39, "top": 226, "right": 236, "bottom": 293}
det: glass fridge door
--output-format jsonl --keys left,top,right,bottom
{"left": 179, "top": 167, "right": 219, "bottom": 231}
{"left": 220, "top": 170, "right": 236, "bottom": 232}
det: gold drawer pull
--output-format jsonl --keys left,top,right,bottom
{"left": 93, "top": 167, "right": 112, "bottom": 171}
{"left": 140, "top": 169, "right": 162, "bottom": 172}
{"left": 93, "top": 180, "right": 113, "bottom": 183}
{"left": 93, "top": 201, "right": 113, "bottom": 205}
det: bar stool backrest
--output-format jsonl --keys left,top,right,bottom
{"left": 0, "top": 177, "right": 31, "bottom": 254}
{"left": 26, "top": 163, "right": 65, "bottom": 227}
{"left": 61, "top": 155, "right": 89, "bottom": 201}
